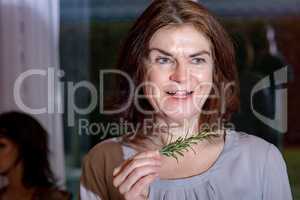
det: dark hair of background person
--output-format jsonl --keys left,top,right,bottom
{"left": 113, "top": 0, "right": 240, "bottom": 142}
{"left": 0, "top": 111, "right": 56, "bottom": 189}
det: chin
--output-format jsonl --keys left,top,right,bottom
{"left": 161, "top": 110, "right": 200, "bottom": 125}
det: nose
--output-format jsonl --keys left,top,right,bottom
{"left": 169, "top": 63, "right": 188, "bottom": 83}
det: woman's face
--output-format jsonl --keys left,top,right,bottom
{"left": 0, "top": 136, "right": 19, "bottom": 174}
{"left": 144, "top": 24, "right": 214, "bottom": 124}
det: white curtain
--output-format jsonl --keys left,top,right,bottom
{"left": 0, "top": 0, "right": 65, "bottom": 187}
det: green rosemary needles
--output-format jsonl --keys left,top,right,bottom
{"left": 159, "top": 130, "right": 219, "bottom": 161}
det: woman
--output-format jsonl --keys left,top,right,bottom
{"left": 0, "top": 112, "right": 71, "bottom": 200}
{"left": 80, "top": 0, "right": 292, "bottom": 199}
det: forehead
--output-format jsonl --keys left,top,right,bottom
{"left": 149, "top": 24, "right": 211, "bottom": 54}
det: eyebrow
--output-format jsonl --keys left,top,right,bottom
{"left": 148, "top": 47, "right": 211, "bottom": 57}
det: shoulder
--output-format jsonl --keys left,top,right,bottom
{"left": 224, "top": 130, "right": 288, "bottom": 181}
{"left": 80, "top": 137, "right": 127, "bottom": 200}
{"left": 226, "top": 130, "right": 283, "bottom": 167}
{"left": 35, "top": 187, "right": 71, "bottom": 200}
{"left": 86, "top": 137, "right": 124, "bottom": 162}
{"left": 85, "top": 136, "right": 138, "bottom": 165}
{"left": 82, "top": 137, "right": 127, "bottom": 178}
{"left": 228, "top": 130, "right": 273, "bottom": 154}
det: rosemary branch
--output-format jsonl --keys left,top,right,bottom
{"left": 159, "top": 130, "right": 219, "bottom": 161}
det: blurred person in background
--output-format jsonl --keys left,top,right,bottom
{"left": 0, "top": 111, "right": 71, "bottom": 200}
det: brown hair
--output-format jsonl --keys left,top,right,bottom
{"left": 0, "top": 111, "right": 56, "bottom": 188}
{"left": 115, "top": 0, "right": 239, "bottom": 141}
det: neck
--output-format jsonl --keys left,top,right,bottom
{"left": 6, "top": 161, "right": 28, "bottom": 192}
{"left": 154, "top": 116, "right": 201, "bottom": 145}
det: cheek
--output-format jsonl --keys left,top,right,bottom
{"left": 145, "top": 69, "right": 167, "bottom": 96}
{"left": 193, "top": 68, "right": 213, "bottom": 87}
{"left": 143, "top": 69, "right": 169, "bottom": 111}
{"left": 192, "top": 68, "right": 214, "bottom": 105}
{"left": 0, "top": 146, "right": 19, "bottom": 173}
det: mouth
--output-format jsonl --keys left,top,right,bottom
{"left": 165, "top": 90, "right": 194, "bottom": 99}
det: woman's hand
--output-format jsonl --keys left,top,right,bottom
{"left": 113, "top": 150, "right": 162, "bottom": 200}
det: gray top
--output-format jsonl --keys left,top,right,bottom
{"left": 146, "top": 130, "right": 292, "bottom": 200}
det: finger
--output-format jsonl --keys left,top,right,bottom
{"left": 124, "top": 173, "right": 159, "bottom": 199}
{"left": 113, "top": 150, "right": 160, "bottom": 177}
{"left": 113, "top": 157, "right": 161, "bottom": 188}
{"left": 134, "top": 150, "right": 161, "bottom": 160}
{"left": 113, "top": 159, "right": 131, "bottom": 176}
{"left": 118, "top": 165, "right": 160, "bottom": 194}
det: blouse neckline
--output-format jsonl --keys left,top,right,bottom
{"left": 150, "top": 129, "right": 235, "bottom": 188}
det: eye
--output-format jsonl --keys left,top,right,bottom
{"left": 155, "top": 57, "right": 173, "bottom": 65}
{"left": 191, "top": 58, "right": 206, "bottom": 64}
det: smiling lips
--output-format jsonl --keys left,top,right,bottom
{"left": 166, "top": 90, "right": 194, "bottom": 99}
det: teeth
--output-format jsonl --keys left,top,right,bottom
{"left": 176, "top": 91, "right": 188, "bottom": 95}
{"left": 166, "top": 90, "right": 193, "bottom": 96}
